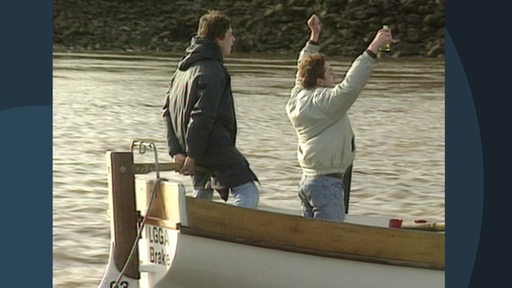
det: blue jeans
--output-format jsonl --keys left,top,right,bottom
{"left": 298, "top": 175, "right": 345, "bottom": 221}
{"left": 193, "top": 181, "right": 259, "bottom": 209}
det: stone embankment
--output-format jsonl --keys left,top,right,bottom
{"left": 53, "top": 0, "right": 444, "bottom": 57}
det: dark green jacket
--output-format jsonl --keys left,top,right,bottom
{"left": 162, "top": 36, "right": 257, "bottom": 189}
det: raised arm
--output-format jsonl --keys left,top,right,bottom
{"left": 307, "top": 14, "right": 321, "bottom": 44}
{"left": 315, "top": 27, "right": 397, "bottom": 117}
{"left": 295, "top": 14, "right": 322, "bottom": 86}
{"left": 297, "top": 14, "right": 321, "bottom": 64}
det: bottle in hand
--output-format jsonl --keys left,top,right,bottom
{"left": 379, "top": 25, "right": 391, "bottom": 52}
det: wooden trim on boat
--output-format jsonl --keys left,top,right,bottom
{"left": 106, "top": 152, "right": 140, "bottom": 279}
{"left": 142, "top": 217, "right": 181, "bottom": 230}
{"left": 135, "top": 178, "right": 187, "bottom": 228}
{"left": 139, "top": 177, "right": 445, "bottom": 270}
{"left": 182, "top": 197, "right": 445, "bottom": 270}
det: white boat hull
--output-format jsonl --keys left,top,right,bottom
{"left": 137, "top": 228, "right": 444, "bottom": 288}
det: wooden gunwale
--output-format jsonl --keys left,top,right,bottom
{"left": 140, "top": 180, "right": 445, "bottom": 270}
{"left": 126, "top": 157, "right": 445, "bottom": 273}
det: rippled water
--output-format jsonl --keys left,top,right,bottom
{"left": 52, "top": 52, "right": 444, "bottom": 287}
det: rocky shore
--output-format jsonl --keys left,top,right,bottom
{"left": 53, "top": 0, "right": 444, "bottom": 58}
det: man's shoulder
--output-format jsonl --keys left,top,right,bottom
{"left": 195, "top": 58, "right": 223, "bottom": 68}
{"left": 188, "top": 59, "right": 223, "bottom": 76}
{"left": 176, "top": 60, "right": 223, "bottom": 75}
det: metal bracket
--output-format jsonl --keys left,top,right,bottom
{"left": 130, "top": 138, "right": 161, "bottom": 178}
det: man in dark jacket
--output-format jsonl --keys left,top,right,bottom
{"left": 162, "top": 10, "right": 259, "bottom": 208}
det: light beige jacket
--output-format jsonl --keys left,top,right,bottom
{"left": 286, "top": 42, "right": 376, "bottom": 175}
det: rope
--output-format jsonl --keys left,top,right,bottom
{"left": 110, "top": 139, "right": 163, "bottom": 288}
{"left": 111, "top": 176, "right": 167, "bottom": 288}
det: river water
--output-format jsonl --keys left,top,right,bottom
{"left": 52, "top": 51, "right": 445, "bottom": 287}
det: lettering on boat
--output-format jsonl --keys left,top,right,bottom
{"left": 147, "top": 226, "right": 169, "bottom": 245}
{"left": 149, "top": 246, "right": 170, "bottom": 266}
{"left": 142, "top": 225, "right": 172, "bottom": 266}
{"left": 109, "top": 280, "right": 128, "bottom": 288}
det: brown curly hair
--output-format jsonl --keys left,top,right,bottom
{"left": 298, "top": 53, "right": 327, "bottom": 89}
{"left": 197, "top": 10, "right": 232, "bottom": 41}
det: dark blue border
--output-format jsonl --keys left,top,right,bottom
{"left": 447, "top": 0, "right": 512, "bottom": 286}
{"left": 445, "top": 31, "right": 483, "bottom": 287}
{"left": 0, "top": 1, "right": 52, "bottom": 286}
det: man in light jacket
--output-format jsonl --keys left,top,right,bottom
{"left": 286, "top": 14, "right": 395, "bottom": 221}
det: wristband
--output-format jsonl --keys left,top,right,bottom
{"left": 365, "top": 49, "right": 377, "bottom": 59}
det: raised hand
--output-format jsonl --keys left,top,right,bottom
{"left": 307, "top": 14, "right": 321, "bottom": 35}
{"left": 367, "top": 26, "right": 397, "bottom": 53}
{"left": 307, "top": 14, "right": 321, "bottom": 42}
